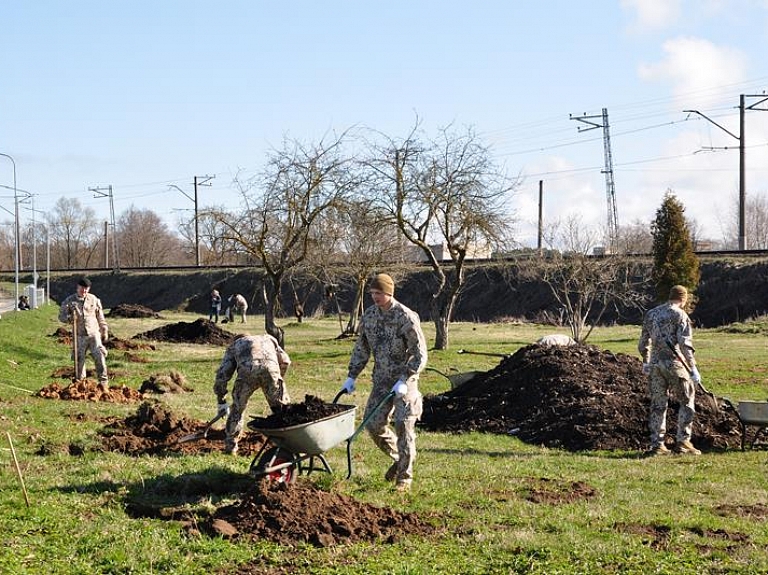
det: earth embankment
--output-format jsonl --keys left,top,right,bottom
{"left": 22, "top": 257, "right": 768, "bottom": 328}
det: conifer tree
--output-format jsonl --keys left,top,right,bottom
{"left": 650, "top": 190, "right": 700, "bottom": 304}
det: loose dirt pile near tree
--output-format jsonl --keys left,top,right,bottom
{"left": 36, "top": 380, "right": 144, "bottom": 403}
{"left": 207, "top": 479, "right": 433, "bottom": 548}
{"left": 98, "top": 401, "right": 263, "bottom": 456}
{"left": 107, "top": 303, "right": 162, "bottom": 318}
{"left": 247, "top": 395, "right": 351, "bottom": 429}
{"left": 135, "top": 319, "right": 235, "bottom": 345}
{"left": 420, "top": 344, "right": 743, "bottom": 452}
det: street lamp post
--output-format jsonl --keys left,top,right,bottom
{"left": 0, "top": 153, "right": 19, "bottom": 310}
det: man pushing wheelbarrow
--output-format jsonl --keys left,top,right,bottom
{"left": 337, "top": 273, "right": 428, "bottom": 493}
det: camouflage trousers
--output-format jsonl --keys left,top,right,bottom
{"left": 73, "top": 334, "right": 108, "bottom": 385}
{"left": 648, "top": 363, "right": 696, "bottom": 446}
{"left": 224, "top": 364, "right": 290, "bottom": 451}
{"left": 364, "top": 378, "right": 423, "bottom": 484}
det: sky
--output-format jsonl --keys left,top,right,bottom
{"left": 2, "top": 0, "right": 768, "bottom": 250}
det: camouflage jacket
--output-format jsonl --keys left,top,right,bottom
{"left": 348, "top": 298, "right": 428, "bottom": 387}
{"left": 58, "top": 293, "right": 108, "bottom": 338}
{"left": 638, "top": 301, "right": 696, "bottom": 369}
{"left": 215, "top": 334, "right": 291, "bottom": 388}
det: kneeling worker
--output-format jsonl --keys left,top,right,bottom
{"left": 213, "top": 334, "right": 291, "bottom": 454}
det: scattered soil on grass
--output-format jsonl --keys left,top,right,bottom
{"left": 205, "top": 479, "right": 434, "bottom": 548}
{"left": 420, "top": 344, "right": 743, "bottom": 452}
{"left": 107, "top": 303, "right": 161, "bottom": 318}
{"left": 247, "top": 395, "right": 351, "bottom": 429}
{"left": 97, "top": 401, "right": 264, "bottom": 456}
{"left": 519, "top": 477, "right": 598, "bottom": 505}
{"left": 51, "top": 326, "right": 72, "bottom": 345}
{"left": 138, "top": 370, "right": 193, "bottom": 394}
{"left": 615, "top": 522, "right": 751, "bottom": 552}
{"left": 36, "top": 379, "right": 143, "bottom": 403}
{"left": 107, "top": 336, "right": 156, "bottom": 351}
{"left": 714, "top": 503, "right": 768, "bottom": 520}
{"left": 135, "top": 319, "right": 235, "bottom": 345}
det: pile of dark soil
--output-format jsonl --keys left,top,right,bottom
{"left": 138, "top": 371, "right": 192, "bottom": 394}
{"left": 107, "top": 303, "right": 161, "bottom": 318}
{"left": 420, "top": 344, "right": 743, "bottom": 452}
{"left": 98, "top": 401, "right": 263, "bottom": 456}
{"left": 208, "top": 479, "right": 433, "bottom": 547}
{"left": 36, "top": 380, "right": 144, "bottom": 403}
{"left": 247, "top": 395, "right": 351, "bottom": 430}
{"left": 135, "top": 319, "right": 235, "bottom": 345}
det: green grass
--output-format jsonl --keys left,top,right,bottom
{"left": 1, "top": 305, "right": 767, "bottom": 574}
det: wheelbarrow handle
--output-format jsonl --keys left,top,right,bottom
{"left": 457, "top": 349, "right": 510, "bottom": 359}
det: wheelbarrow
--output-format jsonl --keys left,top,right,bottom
{"left": 724, "top": 399, "right": 768, "bottom": 450}
{"left": 247, "top": 390, "right": 395, "bottom": 484}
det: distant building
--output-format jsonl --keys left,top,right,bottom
{"left": 405, "top": 242, "right": 493, "bottom": 262}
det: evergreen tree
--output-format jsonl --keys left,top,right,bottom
{"left": 650, "top": 190, "right": 701, "bottom": 304}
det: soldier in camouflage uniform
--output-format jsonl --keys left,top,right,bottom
{"left": 226, "top": 293, "right": 248, "bottom": 323}
{"left": 214, "top": 334, "right": 291, "bottom": 454}
{"left": 638, "top": 285, "right": 702, "bottom": 456}
{"left": 58, "top": 277, "right": 110, "bottom": 390}
{"left": 340, "top": 273, "right": 428, "bottom": 491}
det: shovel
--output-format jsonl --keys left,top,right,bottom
{"left": 664, "top": 340, "right": 719, "bottom": 411}
{"left": 457, "top": 349, "right": 511, "bottom": 359}
{"left": 426, "top": 367, "right": 483, "bottom": 389}
{"left": 177, "top": 410, "right": 227, "bottom": 443}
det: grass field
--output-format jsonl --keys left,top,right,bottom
{"left": 1, "top": 304, "right": 767, "bottom": 574}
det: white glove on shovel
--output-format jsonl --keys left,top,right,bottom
{"left": 216, "top": 402, "right": 230, "bottom": 417}
{"left": 341, "top": 377, "right": 356, "bottom": 394}
{"left": 392, "top": 380, "right": 408, "bottom": 398}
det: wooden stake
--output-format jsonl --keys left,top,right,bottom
{"left": 6, "top": 432, "right": 30, "bottom": 508}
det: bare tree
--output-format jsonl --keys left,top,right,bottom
{"left": 45, "top": 198, "right": 102, "bottom": 269}
{"left": 531, "top": 215, "right": 648, "bottom": 342}
{"left": 616, "top": 219, "right": 653, "bottom": 255}
{"left": 366, "top": 122, "right": 519, "bottom": 349}
{"left": 725, "top": 191, "right": 768, "bottom": 249}
{"left": 206, "top": 132, "right": 357, "bottom": 346}
{"left": 117, "top": 206, "right": 183, "bottom": 267}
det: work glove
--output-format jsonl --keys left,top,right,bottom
{"left": 341, "top": 377, "right": 356, "bottom": 394}
{"left": 642, "top": 363, "right": 651, "bottom": 375}
{"left": 101, "top": 331, "right": 109, "bottom": 343}
{"left": 217, "top": 402, "right": 230, "bottom": 417}
{"left": 392, "top": 379, "right": 408, "bottom": 398}
{"left": 690, "top": 368, "right": 702, "bottom": 385}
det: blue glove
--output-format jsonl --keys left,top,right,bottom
{"left": 690, "top": 368, "right": 702, "bottom": 385}
{"left": 217, "top": 402, "right": 230, "bottom": 417}
{"left": 342, "top": 377, "right": 356, "bottom": 394}
{"left": 392, "top": 379, "right": 408, "bottom": 397}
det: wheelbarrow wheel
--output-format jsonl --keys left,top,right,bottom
{"left": 250, "top": 447, "right": 297, "bottom": 484}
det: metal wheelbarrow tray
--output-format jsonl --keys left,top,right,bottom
{"left": 734, "top": 400, "right": 768, "bottom": 450}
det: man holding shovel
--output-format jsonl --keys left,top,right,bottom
{"left": 638, "top": 285, "right": 702, "bottom": 456}
{"left": 214, "top": 334, "right": 292, "bottom": 455}
{"left": 339, "top": 273, "right": 428, "bottom": 492}
{"left": 58, "top": 277, "right": 110, "bottom": 391}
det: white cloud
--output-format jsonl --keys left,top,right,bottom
{"left": 638, "top": 37, "right": 748, "bottom": 105}
{"left": 622, "top": 0, "right": 682, "bottom": 32}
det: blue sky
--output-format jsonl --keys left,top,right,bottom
{"left": 2, "top": 1, "right": 768, "bottom": 248}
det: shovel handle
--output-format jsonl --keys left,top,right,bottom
{"left": 457, "top": 349, "right": 509, "bottom": 359}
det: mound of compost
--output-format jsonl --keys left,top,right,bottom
{"left": 107, "top": 303, "right": 161, "bottom": 318}
{"left": 209, "top": 479, "right": 432, "bottom": 547}
{"left": 106, "top": 336, "right": 156, "bottom": 351}
{"left": 98, "top": 401, "right": 263, "bottom": 456}
{"left": 247, "top": 395, "right": 351, "bottom": 430}
{"left": 135, "top": 319, "right": 235, "bottom": 345}
{"left": 419, "top": 344, "right": 742, "bottom": 452}
{"left": 36, "top": 380, "right": 143, "bottom": 403}
{"left": 138, "top": 371, "right": 193, "bottom": 394}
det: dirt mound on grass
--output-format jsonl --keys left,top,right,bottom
{"left": 208, "top": 479, "right": 433, "bottom": 548}
{"left": 420, "top": 344, "right": 743, "bottom": 452}
{"left": 36, "top": 380, "right": 143, "bottom": 403}
{"left": 138, "top": 370, "right": 193, "bottom": 394}
{"left": 107, "top": 303, "right": 161, "bottom": 318}
{"left": 98, "top": 401, "right": 264, "bottom": 456}
{"left": 135, "top": 319, "right": 235, "bottom": 345}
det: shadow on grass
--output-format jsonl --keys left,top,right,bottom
{"left": 55, "top": 466, "right": 254, "bottom": 520}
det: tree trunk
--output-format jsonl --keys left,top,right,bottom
{"left": 344, "top": 279, "right": 366, "bottom": 335}
{"left": 262, "top": 280, "right": 285, "bottom": 348}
